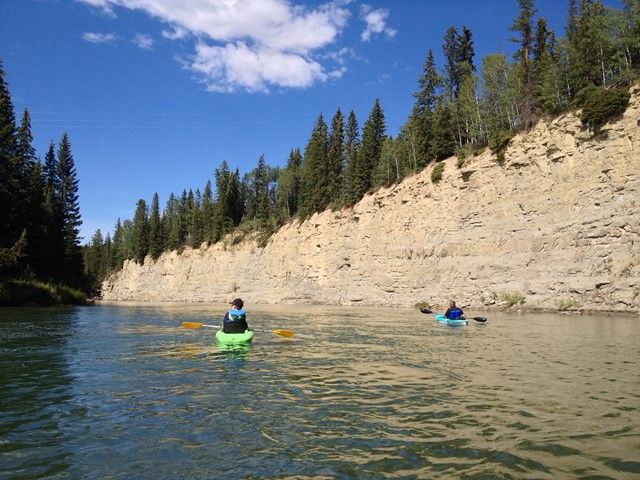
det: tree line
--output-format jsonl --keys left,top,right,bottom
{"left": 0, "top": 61, "right": 85, "bottom": 293}
{"left": 85, "top": 0, "right": 640, "bottom": 293}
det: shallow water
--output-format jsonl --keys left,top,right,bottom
{"left": 1, "top": 304, "right": 639, "bottom": 479}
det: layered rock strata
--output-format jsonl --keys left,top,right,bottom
{"left": 103, "top": 87, "right": 640, "bottom": 312}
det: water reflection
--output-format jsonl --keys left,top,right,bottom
{"left": 1, "top": 304, "right": 639, "bottom": 479}
{"left": 0, "top": 307, "right": 76, "bottom": 479}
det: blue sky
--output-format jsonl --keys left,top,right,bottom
{"left": 1, "top": 0, "right": 622, "bottom": 241}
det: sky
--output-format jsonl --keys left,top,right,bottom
{"left": 1, "top": 0, "right": 623, "bottom": 241}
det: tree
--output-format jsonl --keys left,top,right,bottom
{"left": 299, "top": 114, "right": 329, "bottom": 216}
{"left": 148, "top": 192, "right": 163, "bottom": 260}
{"left": 0, "top": 60, "right": 19, "bottom": 251}
{"left": 132, "top": 199, "right": 149, "bottom": 264}
{"left": 276, "top": 148, "right": 302, "bottom": 220}
{"left": 57, "top": 133, "right": 84, "bottom": 285}
{"left": 353, "top": 99, "right": 386, "bottom": 200}
{"left": 510, "top": 0, "right": 538, "bottom": 127}
{"left": 344, "top": 110, "right": 360, "bottom": 204}
{"left": 327, "top": 108, "right": 345, "bottom": 205}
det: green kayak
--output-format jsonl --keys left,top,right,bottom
{"left": 215, "top": 329, "right": 254, "bottom": 345}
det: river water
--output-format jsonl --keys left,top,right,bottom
{"left": 1, "top": 304, "right": 638, "bottom": 479}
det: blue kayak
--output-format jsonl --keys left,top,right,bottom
{"left": 435, "top": 313, "right": 468, "bottom": 327}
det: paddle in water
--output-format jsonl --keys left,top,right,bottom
{"left": 181, "top": 322, "right": 295, "bottom": 337}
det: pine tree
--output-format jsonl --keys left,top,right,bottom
{"left": 202, "top": 180, "right": 216, "bottom": 243}
{"left": 327, "top": 109, "right": 345, "bottom": 205}
{"left": 300, "top": 114, "right": 329, "bottom": 216}
{"left": 412, "top": 50, "right": 440, "bottom": 167}
{"left": 276, "top": 148, "right": 302, "bottom": 220}
{"left": 0, "top": 60, "right": 19, "bottom": 252}
{"left": 443, "top": 27, "right": 461, "bottom": 100}
{"left": 148, "top": 192, "right": 163, "bottom": 260}
{"left": 430, "top": 101, "right": 457, "bottom": 160}
{"left": 254, "top": 154, "right": 271, "bottom": 229}
{"left": 57, "top": 133, "right": 84, "bottom": 285}
{"left": 510, "top": 0, "right": 538, "bottom": 127}
{"left": 132, "top": 199, "right": 149, "bottom": 264}
{"left": 344, "top": 110, "right": 360, "bottom": 204}
{"left": 353, "top": 99, "right": 386, "bottom": 200}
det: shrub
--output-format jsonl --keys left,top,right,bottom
{"left": 489, "top": 130, "right": 513, "bottom": 165}
{"left": 501, "top": 291, "right": 525, "bottom": 308}
{"left": 431, "top": 162, "right": 445, "bottom": 183}
{"left": 0, "top": 279, "right": 87, "bottom": 306}
{"left": 557, "top": 298, "right": 578, "bottom": 311}
{"left": 577, "top": 85, "right": 630, "bottom": 130}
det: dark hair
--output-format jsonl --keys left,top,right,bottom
{"left": 231, "top": 298, "right": 244, "bottom": 309}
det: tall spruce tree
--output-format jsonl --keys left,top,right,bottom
{"left": 0, "top": 60, "right": 19, "bottom": 253}
{"left": 148, "top": 192, "right": 163, "bottom": 260}
{"left": 353, "top": 99, "right": 386, "bottom": 200}
{"left": 510, "top": 0, "right": 538, "bottom": 127}
{"left": 299, "top": 114, "right": 329, "bottom": 216}
{"left": 327, "top": 108, "right": 345, "bottom": 205}
{"left": 344, "top": 110, "right": 360, "bottom": 204}
{"left": 57, "top": 133, "right": 84, "bottom": 285}
{"left": 132, "top": 199, "right": 149, "bottom": 264}
{"left": 276, "top": 148, "right": 302, "bottom": 220}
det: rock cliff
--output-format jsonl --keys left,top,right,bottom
{"left": 103, "top": 87, "right": 640, "bottom": 312}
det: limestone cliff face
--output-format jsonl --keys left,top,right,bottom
{"left": 103, "top": 87, "right": 640, "bottom": 312}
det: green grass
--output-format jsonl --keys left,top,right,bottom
{"left": 431, "top": 162, "right": 445, "bottom": 183}
{"left": 0, "top": 278, "right": 88, "bottom": 306}
{"left": 501, "top": 291, "right": 526, "bottom": 308}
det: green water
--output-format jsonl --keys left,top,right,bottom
{"left": 1, "top": 304, "right": 638, "bottom": 479}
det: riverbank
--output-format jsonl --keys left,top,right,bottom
{"left": 103, "top": 86, "right": 640, "bottom": 313}
{"left": 0, "top": 278, "right": 88, "bottom": 307}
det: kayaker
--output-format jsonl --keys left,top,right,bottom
{"left": 444, "top": 301, "right": 464, "bottom": 319}
{"left": 222, "top": 298, "right": 250, "bottom": 333}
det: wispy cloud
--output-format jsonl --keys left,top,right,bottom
{"left": 82, "top": 32, "right": 116, "bottom": 44}
{"left": 78, "top": 0, "right": 353, "bottom": 93}
{"left": 133, "top": 33, "right": 154, "bottom": 50}
{"left": 360, "top": 5, "right": 396, "bottom": 42}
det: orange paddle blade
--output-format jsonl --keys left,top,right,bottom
{"left": 272, "top": 329, "right": 294, "bottom": 337}
{"left": 182, "top": 322, "right": 204, "bottom": 329}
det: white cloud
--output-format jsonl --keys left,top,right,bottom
{"left": 360, "top": 5, "right": 396, "bottom": 42}
{"left": 77, "top": 0, "right": 353, "bottom": 93}
{"left": 162, "top": 26, "right": 188, "bottom": 40}
{"left": 78, "top": 0, "right": 116, "bottom": 17}
{"left": 82, "top": 32, "right": 117, "bottom": 44}
{"left": 190, "top": 41, "right": 330, "bottom": 93}
{"left": 134, "top": 33, "right": 154, "bottom": 49}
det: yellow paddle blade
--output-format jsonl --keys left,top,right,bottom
{"left": 182, "top": 322, "right": 204, "bottom": 329}
{"left": 273, "top": 329, "right": 294, "bottom": 337}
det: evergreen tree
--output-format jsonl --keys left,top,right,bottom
{"left": 344, "top": 110, "right": 360, "bottom": 204}
{"left": 430, "top": 101, "right": 457, "bottom": 160}
{"left": 148, "top": 192, "right": 163, "bottom": 260}
{"left": 84, "top": 229, "right": 104, "bottom": 293}
{"left": 132, "top": 199, "right": 149, "bottom": 264}
{"left": 202, "top": 180, "right": 216, "bottom": 243}
{"left": 57, "top": 132, "right": 84, "bottom": 285}
{"left": 275, "top": 148, "right": 302, "bottom": 220}
{"left": 299, "top": 114, "right": 329, "bottom": 216}
{"left": 327, "top": 108, "right": 345, "bottom": 205}
{"left": 443, "top": 27, "right": 461, "bottom": 100}
{"left": 353, "top": 99, "right": 386, "bottom": 200}
{"left": 510, "top": 0, "right": 538, "bottom": 127}
{"left": 0, "top": 60, "right": 19, "bottom": 252}
{"left": 412, "top": 49, "right": 440, "bottom": 167}
{"left": 254, "top": 154, "right": 271, "bottom": 228}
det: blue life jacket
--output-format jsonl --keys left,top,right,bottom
{"left": 445, "top": 307, "right": 464, "bottom": 319}
{"left": 223, "top": 308, "right": 248, "bottom": 333}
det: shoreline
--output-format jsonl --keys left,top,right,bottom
{"left": 95, "top": 299, "right": 638, "bottom": 317}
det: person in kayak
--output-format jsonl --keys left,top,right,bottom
{"left": 444, "top": 301, "right": 464, "bottom": 319}
{"left": 222, "top": 298, "right": 249, "bottom": 333}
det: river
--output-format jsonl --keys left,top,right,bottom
{"left": 1, "top": 304, "right": 638, "bottom": 479}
